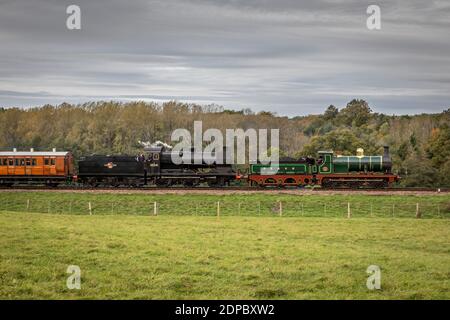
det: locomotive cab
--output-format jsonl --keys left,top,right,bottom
{"left": 146, "top": 146, "right": 162, "bottom": 176}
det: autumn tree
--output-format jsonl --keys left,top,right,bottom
{"left": 337, "top": 99, "right": 372, "bottom": 127}
{"left": 323, "top": 105, "right": 338, "bottom": 121}
{"left": 301, "top": 129, "right": 363, "bottom": 156}
{"left": 425, "top": 125, "right": 450, "bottom": 167}
{"left": 400, "top": 155, "right": 439, "bottom": 187}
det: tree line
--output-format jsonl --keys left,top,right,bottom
{"left": 0, "top": 99, "right": 449, "bottom": 187}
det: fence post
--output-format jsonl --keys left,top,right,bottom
{"left": 392, "top": 204, "right": 395, "bottom": 218}
{"left": 69, "top": 200, "right": 72, "bottom": 214}
{"left": 111, "top": 202, "right": 114, "bottom": 214}
{"left": 88, "top": 202, "right": 92, "bottom": 215}
{"left": 258, "top": 202, "right": 261, "bottom": 215}
{"left": 217, "top": 201, "right": 220, "bottom": 217}
{"left": 301, "top": 203, "right": 304, "bottom": 217}
{"left": 153, "top": 202, "right": 157, "bottom": 216}
{"left": 347, "top": 202, "right": 351, "bottom": 219}
{"left": 48, "top": 201, "right": 50, "bottom": 214}
{"left": 26, "top": 199, "right": 30, "bottom": 212}
{"left": 415, "top": 203, "right": 421, "bottom": 219}
{"left": 370, "top": 203, "right": 373, "bottom": 217}
{"left": 279, "top": 201, "right": 282, "bottom": 217}
{"left": 238, "top": 202, "right": 241, "bottom": 215}
{"left": 324, "top": 204, "right": 326, "bottom": 216}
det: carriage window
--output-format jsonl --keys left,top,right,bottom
{"left": 44, "top": 159, "right": 49, "bottom": 165}
{"left": 32, "top": 159, "right": 37, "bottom": 166}
{"left": 26, "top": 158, "right": 31, "bottom": 166}
{"left": 9, "top": 159, "right": 13, "bottom": 166}
{"left": 3, "top": 158, "right": 7, "bottom": 166}
{"left": 51, "top": 158, "right": 55, "bottom": 166}
{"left": 15, "top": 159, "right": 19, "bottom": 166}
{"left": 20, "top": 159, "right": 25, "bottom": 166}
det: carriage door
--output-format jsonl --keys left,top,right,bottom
{"left": 43, "top": 157, "right": 51, "bottom": 176}
{"left": 25, "top": 158, "right": 32, "bottom": 175}
{"left": 7, "top": 158, "right": 14, "bottom": 175}
{"left": 50, "top": 157, "right": 56, "bottom": 175}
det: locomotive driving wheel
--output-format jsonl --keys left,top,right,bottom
{"left": 86, "top": 177, "right": 99, "bottom": 188}
{"left": 206, "top": 177, "right": 224, "bottom": 187}
{"left": 156, "top": 179, "right": 172, "bottom": 187}
{"left": 182, "top": 180, "right": 199, "bottom": 187}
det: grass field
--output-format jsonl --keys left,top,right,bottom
{"left": 0, "top": 191, "right": 449, "bottom": 218}
{"left": 0, "top": 192, "right": 449, "bottom": 299}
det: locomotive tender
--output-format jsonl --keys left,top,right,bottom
{"left": 0, "top": 145, "right": 399, "bottom": 188}
{"left": 77, "top": 155, "right": 145, "bottom": 187}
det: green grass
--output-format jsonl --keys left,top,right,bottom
{"left": 0, "top": 192, "right": 449, "bottom": 218}
{"left": 0, "top": 211, "right": 449, "bottom": 299}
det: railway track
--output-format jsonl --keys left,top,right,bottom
{"left": 0, "top": 185, "right": 448, "bottom": 192}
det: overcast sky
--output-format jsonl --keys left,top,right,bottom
{"left": 0, "top": 0, "right": 449, "bottom": 116}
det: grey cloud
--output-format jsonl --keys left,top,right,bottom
{"left": 0, "top": 0, "right": 449, "bottom": 116}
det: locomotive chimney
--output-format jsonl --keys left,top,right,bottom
{"left": 52, "top": 148, "right": 56, "bottom": 152}
{"left": 13, "top": 148, "right": 17, "bottom": 152}
{"left": 30, "top": 148, "right": 34, "bottom": 152}
{"left": 383, "top": 146, "right": 389, "bottom": 157}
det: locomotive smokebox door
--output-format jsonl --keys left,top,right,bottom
{"left": 147, "top": 151, "right": 161, "bottom": 176}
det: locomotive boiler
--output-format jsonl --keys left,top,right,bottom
{"left": 144, "top": 144, "right": 236, "bottom": 186}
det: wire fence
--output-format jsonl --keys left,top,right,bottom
{"left": 0, "top": 197, "right": 448, "bottom": 219}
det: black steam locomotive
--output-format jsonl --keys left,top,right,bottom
{"left": 77, "top": 144, "right": 236, "bottom": 187}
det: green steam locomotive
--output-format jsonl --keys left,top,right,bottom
{"left": 248, "top": 146, "right": 399, "bottom": 188}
